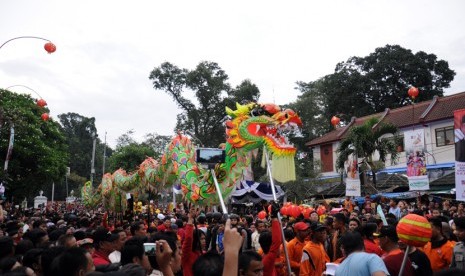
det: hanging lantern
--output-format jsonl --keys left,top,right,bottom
{"left": 408, "top": 86, "right": 419, "bottom": 99}
{"left": 302, "top": 208, "right": 311, "bottom": 219}
{"left": 290, "top": 205, "right": 301, "bottom": 218}
{"left": 257, "top": 210, "right": 267, "bottom": 220}
{"left": 41, "top": 113, "right": 49, "bottom": 121}
{"left": 36, "top": 98, "right": 47, "bottom": 107}
{"left": 317, "top": 205, "right": 326, "bottom": 216}
{"left": 331, "top": 116, "right": 340, "bottom": 127}
{"left": 280, "top": 206, "right": 289, "bottom": 216}
{"left": 396, "top": 214, "right": 432, "bottom": 247}
{"left": 44, "top": 42, "right": 56, "bottom": 54}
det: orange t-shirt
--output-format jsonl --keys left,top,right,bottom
{"left": 300, "top": 241, "right": 330, "bottom": 276}
{"left": 423, "top": 240, "right": 455, "bottom": 271}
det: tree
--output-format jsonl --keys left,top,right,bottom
{"left": 296, "top": 45, "right": 456, "bottom": 122}
{"left": 335, "top": 44, "right": 455, "bottom": 112}
{"left": 0, "top": 89, "right": 68, "bottom": 198}
{"left": 336, "top": 117, "right": 400, "bottom": 188}
{"left": 107, "top": 131, "right": 156, "bottom": 172}
{"left": 58, "top": 113, "right": 112, "bottom": 183}
{"left": 149, "top": 61, "right": 261, "bottom": 148}
{"left": 142, "top": 132, "right": 172, "bottom": 158}
{"left": 225, "top": 79, "right": 261, "bottom": 106}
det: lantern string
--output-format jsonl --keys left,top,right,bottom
{"left": 0, "top": 36, "right": 52, "bottom": 50}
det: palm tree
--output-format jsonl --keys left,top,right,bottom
{"left": 336, "top": 117, "right": 400, "bottom": 189}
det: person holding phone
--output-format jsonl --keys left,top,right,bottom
{"left": 182, "top": 207, "right": 206, "bottom": 276}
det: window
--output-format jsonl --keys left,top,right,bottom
{"left": 435, "top": 126, "right": 454, "bottom": 147}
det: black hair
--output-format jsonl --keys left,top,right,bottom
{"left": 192, "top": 229, "right": 205, "bottom": 252}
{"left": 148, "top": 232, "right": 178, "bottom": 270}
{"left": 429, "top": 217, "right": 443, "bottom": 230}
{"left": 120, "top": 237, "right": 145, "bottom": 266}
{"left": 284, "top": 228, "right": 295, "bottom": 242}
{"left": 192, "top": 251, "right": 223, "bottom": 276}
{"left": 41, "top": 246, "right": 66, "bottom": 276}
{"left": 258, "top": 230, "right": 272, "bottom": 254}
{"left": 57, "top": 234, "right": 76, "bottom": 247}
{"left": 14, "top": 239, "right": 34, "bottom": 256}
{"left": 197, "top": 216, "right": 206, "bottom": 224}
{"left": 23, "top": 228, "right": 48, "bottom": 247}
{"left": 22, "top": 248, "right": 43, "bottom": 271}
{"left": 0, "top": 237, "right": 15, "bottom": 260}
{"left": 130, "top": 221, "right": 144, "bottom": 236}
{"left": 0, "top": 257, "right": 17, "bottom": 274}
{"left": 50, "top": 247, "right": 89, "bottom": 276}
{"left": 239, "top": 250, "right": 262, "bottom": 274}
{"left": 340, "top": 231, "right": 364, "bottom": 255}
{"left": 74, "top": 230, "right": 87, "bottom": 241}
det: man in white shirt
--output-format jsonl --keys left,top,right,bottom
{"left": 109, "top": 228, "right": 127, "bottom": 263}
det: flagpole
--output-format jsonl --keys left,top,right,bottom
{"left": 264, "top": 150, "right": 292, "bottom": 276}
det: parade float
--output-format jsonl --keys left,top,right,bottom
{"left": 81, "top": 102, "right": 302, "bottom": 210}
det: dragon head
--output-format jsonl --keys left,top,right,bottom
{"left": 225, "top": 103, "right": 302, "bottom": 156}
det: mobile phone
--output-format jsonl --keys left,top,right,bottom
{"left": 195, "top": 148, "right": 226, "bottom": 164}
{"left": 144, "top": 243, "right": 156, "bottom": 256}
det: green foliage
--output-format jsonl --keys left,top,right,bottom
{"left": 295, "top": 45, "right": 456, "bottom": 126}
{"left": 108, "top": 131, "right": 156, "bottom": 172}
{"left": 0, "top": 89, "right": 68, "bottom": 198}
{"left": 149, "top": 61, "right": 260, "bottom": 148}
{"left": 142, "top": 132, "right": 172, "bottom": 158}
{"left": 336, "top": 117, "right": 399, "bottom": 187}
{"left": 58, "top": 113, "right": 112, "bottom": 183}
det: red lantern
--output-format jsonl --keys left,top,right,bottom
{"left": 37, "top": 99, "right": 47, "bottom": 107}
{"left": 408, "top": 86, "right": 419, "bottom": 99}
{"left": 290, "top": 205, "right": 301, "bottom": 218}
{"left": 302, "top": 208, "right": 311, "bottom": 219}
{"left": 331, "top": 116, "right": 340, "bottom": 127}
{"left": 257, "top": 211, "right": 267, "bottom": 220}
{"left": 44, "top": 42, "right": 56, "bottom": 54}
{"left": 41, "top": 113, "right": 49, "bottom": 121}
{"left": 280, "top": 206, "right": 289, "bottom": 216}
{"left": 396, "top": 214, "right": 432, "bottom": 247}
{"left": 317, "top": 205, "right": 326, "bottom": 216}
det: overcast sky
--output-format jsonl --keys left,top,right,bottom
{"left": 1, "top": 0, "right": 464, "bottom": 148}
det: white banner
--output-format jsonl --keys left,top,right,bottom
{"left": 404, "top": 129, "right": 430, "bottom": 190}
{"left": 344, "top": 155, "right": 361, "bottom": 196}
{"left": 454, "top": 109, "right": 465, "bottom": 201}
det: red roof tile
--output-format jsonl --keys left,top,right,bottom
{"left": 306, "top": 91, "right": 465, "bottom": 147}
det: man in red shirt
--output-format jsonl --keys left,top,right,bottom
{"left": 379, "top": 225, "right": 415, "bottom": 276}
{"left": 91, "top": 227, "right": 119, "bottom": 266}
{"left": 259, "top": 202, "right": 282, "bottom": 276}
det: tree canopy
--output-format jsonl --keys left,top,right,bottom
{"left": 149, "top": 61, "right": 260, "bottom": 147}
{"left": 294, "top": 45, "right": 456, "bottom": 129}
{"left": 0, "top": 89, "right": 68, "bottom": 198}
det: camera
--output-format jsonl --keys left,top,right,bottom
{"left": 144, "top": 243, "right": 156, "bottom": 256}
{"left": 195, "top": 148, "right": 226, "bottom": 164}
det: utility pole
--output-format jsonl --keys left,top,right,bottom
{"left": 65, "top": 167, "right": 70, "bottom": 197}
{"left": 102, "top": 131, "right": 107, "bottom": 175}
{"left": 90, "top": 132, "right": 97, "bottom": 186}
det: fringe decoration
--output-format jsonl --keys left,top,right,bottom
{"left": 271, "top": 155, "right": 296, "bottom": 182}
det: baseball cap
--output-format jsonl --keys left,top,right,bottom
{"left": 294, "top": 222, "right": 310, "bottom": 231}
{"left": 311, "top": 223, "right": 327, "bottom": 232}
{"left": 93, "top": 228, "right": 119, "bottom": 245}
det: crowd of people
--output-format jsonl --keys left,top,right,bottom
{"left": 1, "top": 195, "right": 465, "bottom": 276}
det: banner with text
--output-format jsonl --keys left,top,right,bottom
{"left": 454, "top": 109, "right": 465, "bottom": 201}
{"left": 344, "top": 154, "right": 361, "bottom": 196}
{"left": 405, "top": 129, "right": 429, "bottom": 190}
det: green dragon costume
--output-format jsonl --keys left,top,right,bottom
{"left": 82, "top": 102, "right": 302, "bottom": 207}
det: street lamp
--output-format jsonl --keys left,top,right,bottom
{"left": 0, "top": 36, "right": 56, "bottom": 53}
{"left": 5, "top": 85, "right": 50, "bottom": 121}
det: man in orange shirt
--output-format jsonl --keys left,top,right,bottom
{"left": 423, "top": 217, "right": 455, "bottom": 272}
{"left": 287, "top": 222, "right": 309, "bottom": 275}
{"left": 300, "top": 223, "right": 330, "bottom": 276}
